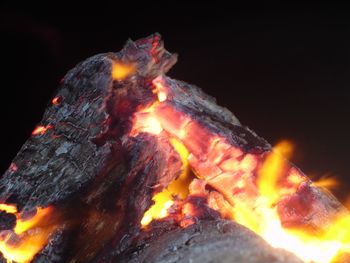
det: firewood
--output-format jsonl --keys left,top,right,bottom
{"left": 0, "top": 34, "right": 348, "bottom": 263}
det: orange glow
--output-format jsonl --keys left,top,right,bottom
{"left": 32, "top": 125, "right": 52, "bottom": 136}
{"left": 15, "top": 207, "right": 52, "bottom": 234}
{"left": 111, "top": 61, "right": 135, "bottom": 80}
{"left": 131, "top": 113, "right": 163, "bottom": 135}
{"left": 0, "top": 206, "right": 59, "bottom": 263}
{"left": 51, "top": 96, "right": 61, "bottom": 105}
{"left": 131, "top": 75, "right": 350, "bottom": 262}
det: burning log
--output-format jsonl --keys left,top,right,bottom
{"left": 119, "top": 219, "right": 303, "bottom": 263}
{"left": 0, "top": 34, "right": 349, "bottom": 263}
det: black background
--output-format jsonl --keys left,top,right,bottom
{"left": 1, "top": 5, "right": 349, "bottom": 200}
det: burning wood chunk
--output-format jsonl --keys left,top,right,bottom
{"left": 0, "top": 34, "right": 349, "bottom": 263}
{"left": 119, "top": 219, "right": 303, "bottom": 263}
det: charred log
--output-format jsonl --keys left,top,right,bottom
{"left": 119, "top": 219, "right": 303, "bottom": 263}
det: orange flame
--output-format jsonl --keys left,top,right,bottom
{"left": 111, "top": 61, "right": 135, "bottom": 80}
{"left": 312, "top": 175, "right": 339, "bottom": 190}
{"left": 0, "top": 205, "right": 59, "bottom": 263}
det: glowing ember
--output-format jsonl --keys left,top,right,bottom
{"left": 111, "top": 61, "right": 135, "bottom": 80}
{"left": 31, "top": 125, "right": 52, "bottom": 136}
{"left": 153, "top": 76, "right": 168, "bottom": 102}
{"left": 8, "top": 163, "right": 18, "bottom": 173}
{"left": 132, "top": 77, "right": 350, "bottom": 263}
{"left": 51, "top": 96, "right": 61, "bottom": 105}
{"left": 0, "top": 205, "right": 59, "bottom": 263}
{"left": 157, "top": 91, "right": 167, "bottom": 102}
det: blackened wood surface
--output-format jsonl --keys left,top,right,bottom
{"left": 120, "top": 219, "right": 303, "bottom": 263}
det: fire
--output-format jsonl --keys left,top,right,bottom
{"left": 111, "top": 61, "right": 135, "bottom": 80}
{"left": 31, "top": 125, "right": 52, "bottom": 136}
{"left": 250, "top": 142, "right": 350, "bottom": 262}
{"left": 312, "top": 175, "right": 339, "bottom": 190}
{"left": 141, "top": 138, "right": 190, "bottom": 227}
{"left": 0, "top": 204, "right": 17, "bottom": 214}
{"left": 132, "top": 76, "right": 350, "bottom": 262}
{"left": 257, "top": 140, "right": 294, "bottom": 205}
{"left": 0, "top": 205, "right": 59, "bottom": 263}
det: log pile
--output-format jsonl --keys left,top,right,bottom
{"left": 0, "top": 34, "right": 347, "bottom": 263}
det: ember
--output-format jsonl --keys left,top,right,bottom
{"left": 0, "top": 34, "right": 349, "bottom": 263}
{"left": 51, "top": 96, "right": 62, "bottom": 105}
{"left": 111, "top": 61, "right": 135, "bottom": 80}
{"left": 31, "top": 125, "right": 52, "bottom": 136}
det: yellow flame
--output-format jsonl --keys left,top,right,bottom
{"left": 141, "top": 138, "right": 190, "bottom": 227}
{"left": 237, "top": 141, "right": 350, "bottom": 263}
{"left": 257, "top": 140, "right": 293, "bottom": 205}
{"left": 0, "top": 206, "right": 58, "bottom": 263}
{"left": 111, "top": 61, "right": 135, "bottom": 80}
{"left": 259, "top": 207, "right": 343, "bottom": 263}
{"left": 15, "top": 207, "right": 52, "bottom": 234}
{"left": 0, "top": 204, "right": 17, "bottom": 214}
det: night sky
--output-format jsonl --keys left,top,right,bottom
{"left": 1, "top": 6, "right": 350, "bottom": 200}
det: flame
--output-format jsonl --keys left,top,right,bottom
{"left": 257, "top": 140, "right": 294, "bottom": 205}
{"left": 0, "top": 205, "right": 59, "bottom": 263}
{"left": 131, "top": 76, "right": 350, "bottom": 262}
{"left": 31, "top": 125, "right": 52, "bottom": 136}
{"left": 248, "top": 202, "right": 350, "bottom": 263}
{"left": 228, "top": 142, "right": 350, "bottom": 263}
{"left": 0, "top": 204, "right": 17, "bottom": 214}
{"left": 111, "top": 61, "right": 135, "bottom": 80}
{"left": 312, "top": 175, "right": 339, "bottom": 190}
{"left": 141, "top": 138, "right": 190, "bottom": 227}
